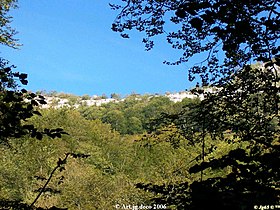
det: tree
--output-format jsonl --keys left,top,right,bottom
{"left": 111, "top": 0, "right": 280, "bottom": 85}
{"left": 141, "top": 96, "right": 173, "bottom": 131}
{"left": 111, "top": 0, "right": 280, "bottom": 209}
{"left": 81, "top": 94, "right": 91, "bottom": 100}
{"left": 101, "top": 93, "right": 108, "bottom": 99}
{"left": 0, "top": 1, "right": 70, "bottom": 209}
{"left": 0, "top": 1, "right": 66, "bottom": 144}
{"left": 102, "top": 110, "right": 127, "bottom": 134}
{"left": 0, "top": 59, "right": 48, "bottom": 143}
{"left": 185, "top": 64, "right": 279, "bottom": 209}
{"left": 0, "top": 0, "right": 20, "bottom": 48}
{"left": 126, "top": 116, "right": 143, "bottom": 134}
{"left": 110, "top": 93, "right": 121, "bottom": 100}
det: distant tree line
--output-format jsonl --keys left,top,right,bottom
{"left": 78, "top": 94, "right": 200, "bottom": 135}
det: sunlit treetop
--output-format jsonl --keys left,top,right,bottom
{"left": 0, "top": 0, "right": 20, "bottom": 49}
{"left": 111, "top": 0, "right": 280, "bottom": 85}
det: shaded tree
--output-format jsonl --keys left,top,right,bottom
{"left": 111, "top": 0, "right": 280, "bottom": 85}
{"left": 111, "top": 0, "right": 280, "bottom": 209}
{"left": 0, "top": 60, "right": 69, "bottom": 144}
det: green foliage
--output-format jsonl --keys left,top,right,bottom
{"left": 81, "top": 94, "right": 90, "bottom": 100}
{"left": 1, "top": 0, "right": 279, "bottom": 209}
{"left": 133, "top": 64, "right": 279, "bottom": 210}
{"left": 2, "top": 108, "right": 196, "bottom": 209}
{"left": 0, "top": 0, "right": 20, "bottom": 48}
{"left": 112, "top": 0, "right": 280, "bottom": 209}
{"left": 0, "top": 59, "right": 67, "bottom": 145}
{"left": 110, "top": 92, "right": 121, "bottom": 100}
{"left": 102, "top": 109, "right": 127, "bottom": 134}
{"left": 101, "top": 93, "right": 108, "bottom": 99}
{"left": 187, "top": 64, "right": 279, "bottom": 209}
{"left": 0, "top": 3, "right": 70, "bottom": 208}
{"left": 79, "top": 94, "right": 176, "bottom": 135}
{"left": 1, "top": 87, "right": 277, "bottom": 209}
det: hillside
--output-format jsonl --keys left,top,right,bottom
{"left": 36, "top": 90, "right": 207, "bottom": 109}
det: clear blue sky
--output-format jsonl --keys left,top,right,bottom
{"left": 2, "top": 0, "right": 197, "bottom": 96}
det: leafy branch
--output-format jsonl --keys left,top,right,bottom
{"left": 30, "top": 152, "right": 90, "bottom": 208}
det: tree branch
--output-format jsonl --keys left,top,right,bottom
{"left": 30, "top": 153, "right": 70, "bottom": 208}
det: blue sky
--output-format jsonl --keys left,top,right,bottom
{"left": 1, "top": 0, "right": 197, "bottom": 96}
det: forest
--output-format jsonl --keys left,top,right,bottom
{"left": 0, "top": 0, "right": 279, "bottom": 210}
